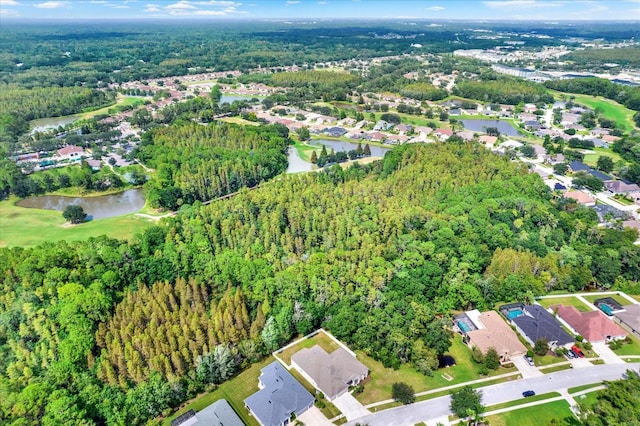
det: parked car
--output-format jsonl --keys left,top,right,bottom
{"left": 525, "top": 356, "right": 535, "bottom": 366}
{"left": 522, "top": 390, "right": 536, "bottom": 397}
{"left": 571, "top": 345, "right": 585, "bottom": 358}
{"left": 566, "top": 351, "right": 577, "bottom": 359}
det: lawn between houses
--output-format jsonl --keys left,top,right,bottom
{"left": 0, "top": 196, "right": 152, "bottom": 248}
{"left": 355, "top": 334, "right": 517, "bottom": 406}
{"left": 536, "top": 296, "right": 592, "bottom": 312}
{"left": 484, "top": 399, "right": 576, "bottom": 426}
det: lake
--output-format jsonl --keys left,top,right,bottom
{"left": 311, "top": 139, "right": 390, "bottom": 157}
{"left": 460, "top": 119, "right": 521, "bottom": 137}
{"left": 218, "top": 94, "right": 257, "bottom": 105}
{"left": 30, "top": 114, "right": 81, "bottom": 133}
{"left": 16, "top": 189, "right": 145, "bottom": 220}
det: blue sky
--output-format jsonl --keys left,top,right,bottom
{"left": 1, "top": 0, "right": 639, "bottom": 21}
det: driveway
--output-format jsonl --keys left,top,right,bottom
{"left": 333, "top": 392, "right": 370, "bottom": 421}
{"left": 592, "top": 341, "right": 624, "bottom": 364}
{"left": 297, "top": 406, "right": 333, "bottom": 426}
{"left": 512, "top": 355, "right": 543, "bottom": 378}
{"left": 345, "top": 363, "right": 639, "bottom": 426}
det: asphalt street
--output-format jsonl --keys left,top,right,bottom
{"left": 345, "top": 363, "right": 640, "bottom": 426}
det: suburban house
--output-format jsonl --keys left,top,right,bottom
{"left": 478, "top": 135, "right": 498, "bottom": 146}
{"left": 456, "top": 310, "right": 526, "bottom": 364}
{"left": 509, "top": 304, "right": 574, "bottom": 349}
{"left": 171, "top": 399, "right": 243, "bottom": 426}
{"left": 569, "top": 161, "right": 611, "bottom": 181}
{"left": 291, "top": 345, "right": 368, "bottom": 400}
{"left": 590, "top": 204, "right": 628, "bottom": 223}
{"left": 543, "top": 153, "right": 565, "bottom": 165}
{"left": 605, "top": 180, "right": 640, "bottom": 195}
{"left": 323, "top": 127, "right": 347, "bottom": 137}
{"left": 434, "top": 128, "right": 453, "bottom": 141}
{"left": 55, "top": 145, "right": 85, "bottom": 161}
{"left": 244, "top": 361, "right": 314, "bottom": 426}
{"left": 551, "top": 304, "right": 627, "bottom": 343}
{"left": 373, "top": 120, "right": 394, "bottom": 131}
{"left": 564, "top": 190, "right": 596, "bottom": 207}
{"left": 614, "top": 305, "right": 640, "bottom": 339}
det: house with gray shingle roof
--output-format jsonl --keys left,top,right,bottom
{"left": 510, "top": 305, "right": 574, "bottom": 349}
{"left": 291, "top": 346, "right": 368, "bottom": 400}
{"left": 614, "top": 305, "right": 640, "bottom": 339}
{"left": 172, "top": 399, "right": 244, "bottom": 426}
{"left": 244, "top": 361, "right": 314, "bottom": 426}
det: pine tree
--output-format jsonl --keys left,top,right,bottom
{"left": 363, "top": 144, "right": 371, "bottom": 156}
{"left": 310, "top": 150, "right": 318, "bottom": 164}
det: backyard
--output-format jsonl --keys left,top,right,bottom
{"left": 276, "top": 330, "right": 342, "bottom": 366}
{"left": 537, "top": 296, "right": 592, "bottom": 312}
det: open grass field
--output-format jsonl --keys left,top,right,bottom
{"left": 583, "top": 148, "right": 626, "bottom": 169}
{"left": 356, "top": 335, "right": 516, "bottom": 405}
{"left": 537, "top": 296, "right": 592, "bottom": 312}
{"left": 556, "top": 91, "right": 637, "bottom": 131}
{"left": 277, "top": 330, "right": 341, "bottom": 365}
{"left": 220, "top": 116, "right": 261, "bottom": 126}
{"left": 292, "top": 140, "right": 322, "bottom": 162}
{"left": 485, "top": 400, "right": 577, "bottom": 426}
{"left": 161, "top": 356, "right": 276, "bottom": 426}
{"left": 81, "top": 95, "right": 145, "bottom": 119}
{"left": 0, "top": 197, "right": 152, "bottom": 248}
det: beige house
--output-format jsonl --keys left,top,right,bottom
{"left": 464, "top": 311, "right": 527, "bottom": 364}
{"left": 291, "top": 345, "right": 368, "bottom": 400}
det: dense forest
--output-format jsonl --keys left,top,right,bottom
{"left": 1, "top": 143, "right": 638, "bottom": 425}
{"left": 564, "top": 47, "right": 640, "bottom": 69}
{"left": 453, "top": 77, "right": 554, "bottom": 105}
{"left": 136, "top": 122, "right": 289, "bottom": 209}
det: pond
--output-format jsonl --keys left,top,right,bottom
{"left": 460, "top": 119, "right": 521, "bottom": 137}
{"left": 16, "top": 189, "right": 145, "bottom": 220}
{"left": 218, "top": 94, "right": 257, "bottom": 106}
{"left": 30, "top": 114, "right": 81, "bottom": 133}
{"left": 286, "top": 147, "right": 313, "bottom": 173}
{"left": 311, "top": 139, "right": 390, "bottom": 157}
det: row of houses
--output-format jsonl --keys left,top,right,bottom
{"left": 456, "top": 300, "right": 633, "bottom": 365}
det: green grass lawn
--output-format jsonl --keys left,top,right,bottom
{"left": 161, "top": 357, "right": 276, "bottom": 426}
{"left": 485, "top": 392, "right": 561, "bottom": 411}
{"left": 562, "top": 92, "right": 637, "bottom": 131}
{"left": 537, "top": 296, "right": 591, "bottom": 312}
{"left": 485, "top": 400, "right": 576, "bottom": 426}
{"left": 535, "top": 354, "right": 567, "bottom": 367}
{"left": 542, "top": 364, "right": 573, "bottom": 374}
{"left": 356, "top": 335, "right": 516, "bottom": 405}
{"left": 220, "top": 116, "right": 261, "bottom": 126}
{"left": 292, "top": 140, "right": 322, "bottom": 162}
{"left": 613, "top": 334, "right": 640, "bottom": 357}
{"left": 0, "top": 196, "right": 152, "bottom": 248}
{"left": 277, "top": 330, "right": 341, "bottom": 366}
{"left": 574, "top": 391, "right": 599, "bottom": 410}
{"left": 81, "top": 95, "right": 144, "bottom": 119}
{"left": 568, "top": 383, "right": 603, "bottom": 394}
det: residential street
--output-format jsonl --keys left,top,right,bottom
{"left": 345, "top": 363, "right": 640, "bottom": 426}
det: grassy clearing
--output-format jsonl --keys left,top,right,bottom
{"left": 580, "top": 293, "right": 629, "bottom": 306}
{"left": 537, "top": 296, "right": 591, "bottom": 312}
{"left": 220, "top": 116, "right": 261, "bottom": 126}
{"left": 292, "top": 140, "right": 322, "bottom": 162}
{"left": 356, "top": 335, "right": 516, "bottom": 405}
{"left": 574, "top": 391, "right": 599, "bottom": 409}
{"left": 277, "top": 330, "right": 341, "bottom": 366}
{"left": 0, "top": 196, "right": 152, "bottom": 248}
{"left": 81, "top": 95, "right": 145, "bottom": 119}
{"left": 613, "top": 334, "right": 640, "bottom": 357}
{"left": 485, "top": 400, "right": 576, "bottom": 426}
{"left": 569, "top": 93, "right": 637, "bottom": 131}
{"left": 161, "top": 357, "right": 275, "bottom": 426}
{"left": 485, "top": 392, "right": 561, "bottom": 411}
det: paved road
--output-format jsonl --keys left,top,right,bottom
{"left": 345, "top": 363, "right": 640, "bottom": 426}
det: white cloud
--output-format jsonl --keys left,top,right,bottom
{"left": 111, "top": 4, "right": 130, "bottom": 8}
{"left": 144, "top": 3, "right": 160, "bottom": 12}
{"left": 0, "top": 0, "right": 21, "bottom": 5}
{"left": 483, "top": 0, "right": 563, "bottom": 8}
{"left": 193, "top": 9, "right": 226, "bottom": 15}
{"left": 426, "top": 5, "right": 445, "bottom": 11}
{"left": 0, "top": 7, "right": 20, "bottom": 16}
{"left": 34, "top": 1, "right": 70, "bottom": 8}
{"left": 286, "top": 0, "right": 300, "bottom": 4}
{"left": 166, "top": 1, "right": 197, "bottom": 10}
{"left": 318, "top": 0, "right": 326, "bottom": 4}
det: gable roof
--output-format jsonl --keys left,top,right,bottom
{"left": 564, "top": 190, "right": 595, "bottom": 205}
{"left": 56, "top": 145, "right": 84, "bottom": 156}
{"left": 512, "top": 305, "right": 574, "bottom": 346}
{"left": 291, "top": 346, "right": 368, "bottom": 400}
{"left": 244, "top": 361, "right": 314, "bottom": 426}
{"left": 552, "top": 304, "right": 627, "bottom": 342}
{"left": 614, "top": 305, "right": 640, "bottom": 333}
{"left": 465, "top": 311, "right": 527, "bottom": 357}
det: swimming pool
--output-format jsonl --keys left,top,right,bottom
{"left": 598, "top": 303, "right": 614, "bottom": 316}
{"left": 507, "top": 309, "right": 524, "bottom": 320}
{"left": 457, "top": 321, "right": 472, "bottom": 333}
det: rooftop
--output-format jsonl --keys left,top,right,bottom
{"left": 552, "top": 304, "right": 627, "bottom": 342}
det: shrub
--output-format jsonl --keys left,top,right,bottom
{"left": 392, "top": 382, "right": 415, "bottom": 405}
{"left": 576, "top": 335, "right": 584, "bottom": 342}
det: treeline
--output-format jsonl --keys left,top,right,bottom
{"left": 136, "top": 122, "right": 289, "bottom": 209}
{"left": 564, "top": 47, "right": 640, "bottom": 68}
{"left": 454, "top": 77, "right": 553, "bottom": 105}
{"left": 544, "top": 77, "right": 640, "bottom": 113}
{"left": 612, "top": 135, "right": 640, "bottom": 184}
{"left": 1, "top": 143, "right": 639, "bottom": 425}
{"left": 400, "top": 82, "right": 448, "bottom": 101}
{"left": 270, "top": 70, "right": 360, "bottom": 90}
{"left": 0, "top": 86, "right": 114, "bottom": 121}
